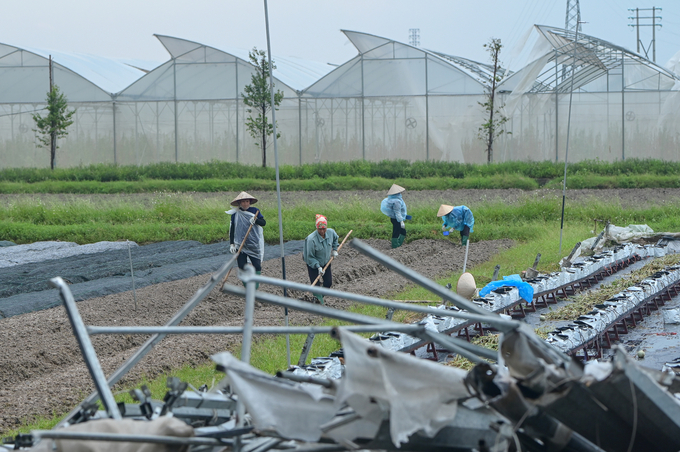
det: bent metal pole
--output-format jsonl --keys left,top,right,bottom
{"left": 263, "top": 0, "right": 290, "bottom": 368}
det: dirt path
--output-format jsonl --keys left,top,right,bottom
{"left": 0, "top": 238, "right": 513, "bottom": 433}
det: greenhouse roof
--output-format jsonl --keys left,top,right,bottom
{"left": 154, "top": 35, "right": 333, "bottom": 92}
{"left": 301, "top": 30, "right": 487, "bottom": 98}
{"left": 499, "top": 25, "right": 680, "bottom": 94}
{"left": 16, "top": 45, "right": 151, "bottom": 94}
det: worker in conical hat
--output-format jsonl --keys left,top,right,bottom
{"left": 437, "top": 204, "right": 474, "bottom": 246}
{"left": 380, "top": 184, "right": 408, "bottom": 249}
{"left": 226, "top": 192, "right": 266, "bottom": 285}
{"left": 302, "top": 214, "right": 339, "bottom": 304}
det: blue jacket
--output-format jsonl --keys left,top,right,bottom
{"left": 443, "top": 205, "right": 474, "bottom": 233}
{"left": 380, "top": 193, "right": 407, "bottom": 222}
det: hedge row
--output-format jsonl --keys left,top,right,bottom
{"left": 2, "top": 158, "right": 679, "bottom": 183}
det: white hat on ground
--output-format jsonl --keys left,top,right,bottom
{"left": 456, "top": 272, "right": 478, "bottom": 300}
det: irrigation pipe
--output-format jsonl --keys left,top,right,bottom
{"left": 221, "top": 209, "right": 259, "bottom": 285}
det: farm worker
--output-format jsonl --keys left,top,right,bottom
{"left": 226, "top": 192, "right": 266, "bottom": 286}
{"left": 381, "top": 184, "right": 408, "bottom": 249}
{"left": 303, "top": 214, "right": 339, "bottom": 304}
{"left": 437, "top": 204, "right": 474, "bottom": 246}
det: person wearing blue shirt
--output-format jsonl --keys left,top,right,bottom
{"left": 380, "top": 184, "right": 408, "bottom": 248}
{"left": 437, "top": 204, "right": 474, "bottom": 246}
{"left": 303, "top": 214, "right": 339, "bottom": 304}
{"left": 226, "top": 192, "right": 266, "bottom": 285}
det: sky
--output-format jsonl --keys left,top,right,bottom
{"left": 4, "top": 0, "right": 680, "bottom": 72}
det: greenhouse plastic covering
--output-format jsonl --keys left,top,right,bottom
{"left": 1, "top": 24, "right": 679, "bottom": 169}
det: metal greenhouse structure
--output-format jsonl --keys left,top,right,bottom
{"left": 0, "top": 25, "right": 678, "bottom": 169}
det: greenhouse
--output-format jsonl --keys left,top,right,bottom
{"left": 0, "top": 26, "right": 678, "bottom": 169}
{"left": 496, "top": 25, "right": 680, "bottom": 163}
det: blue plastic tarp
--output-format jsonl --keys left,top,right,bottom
{"left": 479, "top": 274, "right": 534, "bottom": 303}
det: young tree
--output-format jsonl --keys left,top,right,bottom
{"left": 478, "top": 38, "right": 510, "bottom": 163}
{"left": 32, "top": 84, "right": 76, "bottom": 170}
{"left": 242, "top": 48, "right": 284, "bottom": 168}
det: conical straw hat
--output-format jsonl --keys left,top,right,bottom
{"left": 231, "top": 191, "right": 258, "bottom": 206}
{"left": 387, "top": 184, "right": 405, "bottom": 195}
{"left": 437, "top": 204, "right": 454, "bottom": 217}
{"left": 456, "top": 272, "right": 477, "bottom": 300}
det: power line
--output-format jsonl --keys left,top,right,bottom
{"left": 628, "top": 7, "right": 662, "bottom": 62}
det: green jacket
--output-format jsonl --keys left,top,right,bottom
{"left": 303, "top": 228, "right": 339, "bottom": 269}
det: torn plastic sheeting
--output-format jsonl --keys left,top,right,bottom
{"left": 479, "top": 275, "right": 534, "bottom": 303}
{"left": 335, "top": 329, "right": 470, "bottom": 447}
{"left": 212, "top": 352, "right": 336, "bottom": 442}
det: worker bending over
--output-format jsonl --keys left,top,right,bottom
{"left": 227, "top": 192, "right": 266, "bottom": 284}
{"left": 303, "top": 214, "right": 339, "bottom": 304}
{"left": 437, "top": 204, "right": 474, "bottom": 246}
{"left": 381, "top": 184, "right": 408, "bottom": 248}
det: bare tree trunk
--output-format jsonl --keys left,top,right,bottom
{"left": 50, "top": 132, "right": 56, "bottom": 170}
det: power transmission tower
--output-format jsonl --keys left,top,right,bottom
{"left": 409, "top": 28, "right": 420, "bottom": 47}
{"left": 565, "top": 0, "right": 582, "bottom": 33}
{"left": 628, "top": 7, "right": 662, "bottom": 62}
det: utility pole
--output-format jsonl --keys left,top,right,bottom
{"left": 628, "top": 7, "right": 662, "bottom": 62}
{"left": 409, "top": 28, "right": 420, "bottom": 47}
{"left": 49, "top": 55, "right": 56, "bottom": 169}
{"left": 565, "top": 0, "right": 581, "bottom": 34}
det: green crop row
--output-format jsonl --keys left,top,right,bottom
{"left": 2, "top": 158, "right": 680, "bottom": 183}
{"left": 1, "top": 194, "right": 678, "bottom": 245}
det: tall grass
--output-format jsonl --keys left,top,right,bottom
{"left": 2, "top": 194, "right": 679, "bottom": 244}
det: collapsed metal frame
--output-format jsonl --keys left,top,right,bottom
{"left": 42, "top": 239, "right": 571, "bottom": 451}
{"left": 20, "top": 239, "right": 680, "bottom": 452}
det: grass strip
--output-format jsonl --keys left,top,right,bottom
{"left": 1, "top": 195, "right": 679, "bottom": 245}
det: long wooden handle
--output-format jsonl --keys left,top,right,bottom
{"left": 311, "top": 229, "right": 353, "bottom": 286}
{"left": 222, "top": 209, "right": 259, "bottom": 285}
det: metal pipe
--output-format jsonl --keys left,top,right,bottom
{"left": 226, "top": 284, "right": 499, "bottom": 363}
{"left": 127, "top": 240, "right": 137, "bottom": 311}
{"left": 32, "top": 431, "right": 224, "bottom": 446}
{"left": 349, "top": 239, "right": 498, "bottom": 318}
{"left": 237, "top": 273, "right": 517, "bottom": 331}
{"left": 462, "top": 238, "right": 470, "bottom": 273}
{"left": 276, "top": 371, "right": 334, "bottom": 388}
{"left": 87, "top": 324, "right": 427, "bottom": 336}
{"left": 49, "top": 278, "right": 122, "bottom": 420}
{"left": 223, "top": 285, "right": 397, "bottom": 327}
{"left": 58, "top": 255, "right": 237, "bottom": 428}
{"left": 241, "top": 265, "right": 257, "bottom": 364}
{"left": 559, "top": 26, "right": 580, "bottom": 255}
{"left": 263, "top": 0, "right": 291, "bottom": 368}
